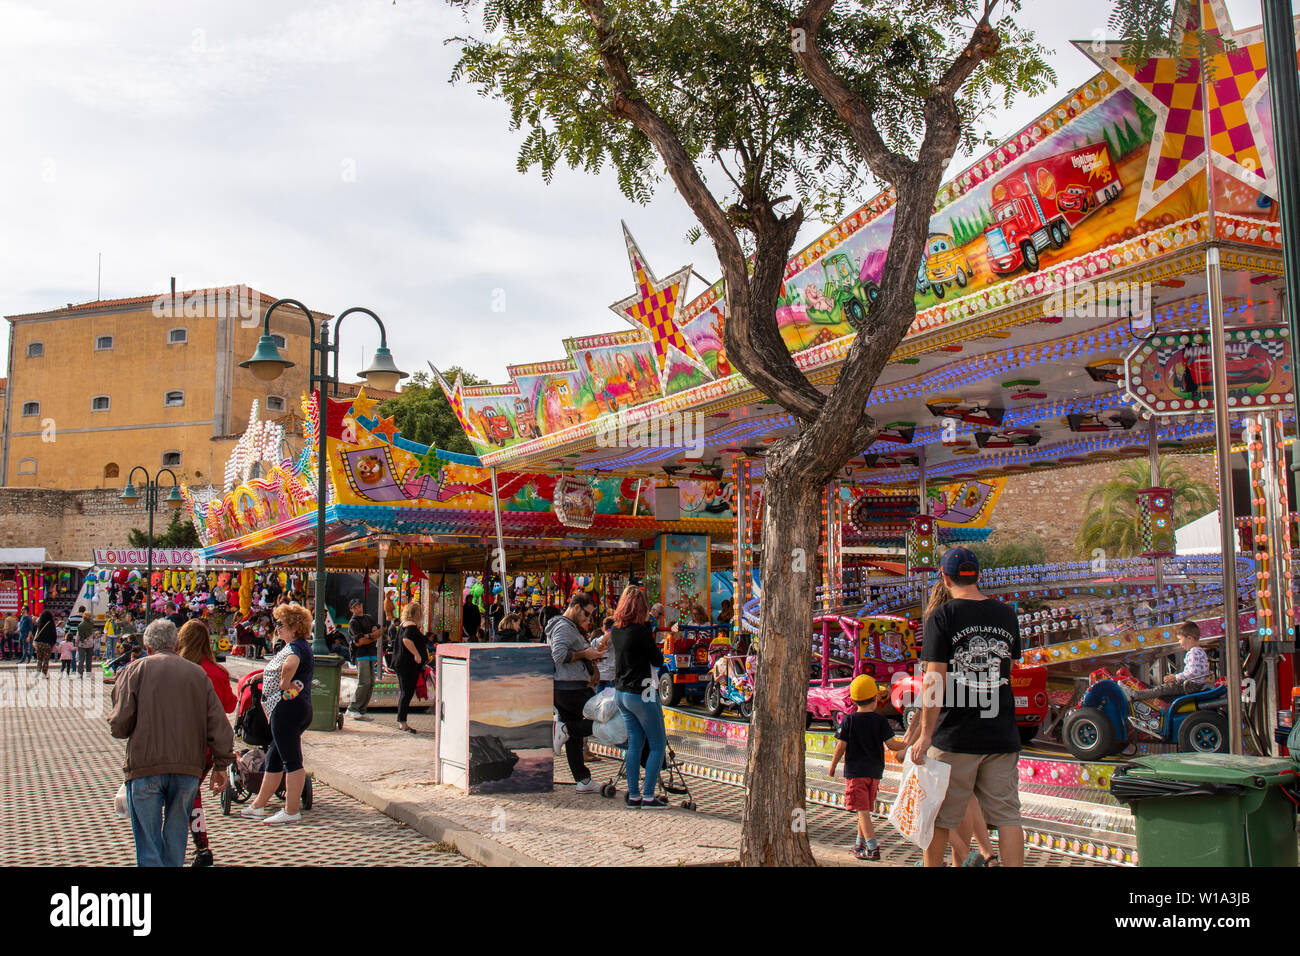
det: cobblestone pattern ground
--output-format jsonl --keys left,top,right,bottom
{"left": 0, "top": 664, "right": 472, "bottom": 867}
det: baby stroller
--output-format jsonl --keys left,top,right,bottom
{"left": 220, "top": 670, "right": 313, "bottom": 815}
{"left": 599, "top": 740, "right": 696, "bottom": 810}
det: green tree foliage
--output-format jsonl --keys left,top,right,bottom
{"left": 967, "top": 532, "right": 1047, "bottom": 571}
{"left": 1075, "top": 459, "right": 1217, "bottom": 560}
{"left": 128, "top": 510, "right": 201, "bottom": 549}
{"left": 376, "top": 368, "right": 487, "bottom": 455}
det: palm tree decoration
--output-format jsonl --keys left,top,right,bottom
{"left": 1076, "top": 460, "right": 1218, "bottom": 559}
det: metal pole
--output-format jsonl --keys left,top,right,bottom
{"left": 313, "top": 321, "right": 330, "bottom": 655}
{"left": 490, "top": 467, "right": 511, "bottom": 616}
{"left": 1262, "top": 0, "right": 1300, "bottom": 440}
{"left": 1148, "top": 418, "right": 1164, "bottom": 617}
{"left": 1207, "top": 247, "right": 1245, "bottom": 753}
{"left": 145, "top": 479, "right": 155, "bottom": 626}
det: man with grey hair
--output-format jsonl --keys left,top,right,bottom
{"left": 109, "top": 619, "right": 235, "bottom": 867}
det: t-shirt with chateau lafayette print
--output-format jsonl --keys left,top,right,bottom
{"left": 920, "top": 598, "right": 1021, "bottom": 754}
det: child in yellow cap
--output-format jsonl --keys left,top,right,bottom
{"left": 828, "top": 673, "right": 908, "bottom": 861}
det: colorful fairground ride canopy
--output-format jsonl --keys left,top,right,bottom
{"left": 183, "top": 393, "right": 737, "bottom": 570}
{"left": 440, "top": 1, "right": 1298, "bottom": 493}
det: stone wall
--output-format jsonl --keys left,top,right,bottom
{"left": 983, "top": 452, "right": 1220, "bottom": 560}
{"left": 0, "top": 487, "right": 150, "bottom": 562}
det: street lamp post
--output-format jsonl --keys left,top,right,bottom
{"left": 120, "top": 467, "right": 184, "bottom": 625}
{"left": 240, "top": 299, "right": 408, "bottom": 653}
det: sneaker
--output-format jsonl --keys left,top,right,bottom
{"left": 345, "top": 710, "right": 370, "bottom": 722}
{"left": 639, "top": 794, "right": 669, "bottom": 809}
{"left": 240, "top": 805, "right": 268, "bottom": 819}
{"left": 861, "top": 846, "right": 881, "bottom": 861}
{"left": 552, "top": 720, "right": 569, "bottom": 755}
{"left": 262, "top": 809, "right": 301, "bottom": 824}
{"left": 191, "top": 849, "right": 214, "bottom": 867}
{"left": 624, "top": 795, "right": 641, "bottom": 808}
{"left": 574, "top": 778, "right": 601, "bottom": 794}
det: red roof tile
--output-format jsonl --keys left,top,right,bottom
{"left": 6, "top": 286, "right": 332, "bottom": 321}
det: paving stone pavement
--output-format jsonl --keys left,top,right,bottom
{"left": 0, "top": 663, "right": 472, "bottom": 867}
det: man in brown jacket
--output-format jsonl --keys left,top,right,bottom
{"left": 109, "top": 618, "right": 235, "bottom": 867}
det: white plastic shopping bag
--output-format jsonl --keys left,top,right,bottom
{"left": 582, "top": 687, "right": 618, "bottom": 723}
{"left": 887, "top": 752, "right": 951, "bottom": 850}
{"left": 114, "top": 782, "right": 129, "bottom": 821}
{"left": 591, "top": 715, "right": 628, "bottom": 746}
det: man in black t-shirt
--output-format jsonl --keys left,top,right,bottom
{"left": 346, "top": 598, "right": 380, "bottom": 721}
{"left": 911, "top": 547, "right": 1024, "bottom": 867}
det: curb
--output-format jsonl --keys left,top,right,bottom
{"left": 308, "top": 763, "right": 542, "bottom": 868}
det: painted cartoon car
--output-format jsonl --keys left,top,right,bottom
{"left": 1055, "top": 183, "right": 1096, "bottom": 213}
{"left": 513, "top": 398, "right": 538, "bottom": 440}
{"left": 1175, "top": 345, "right": 1273, "bottom": 393}
{"left": 481, "top": 406, "right": 514, "bottom": 446}
{"left": 920, "top": 232, "right": 973, "bottom": 298}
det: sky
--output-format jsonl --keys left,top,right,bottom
{"left": 0, "top": 0, "right": 1267, "bottom": 384}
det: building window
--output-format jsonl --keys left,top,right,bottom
{"left": 266, "top": 395, "right": 286, "bottom": 412}
{"left": 91, "top": 395, "right": 111, "bottom": 412}
{"left": 162, "top": 451, "right": 182, "bottom": 467}
{"left": 17, "top": 458, "right": 36, "bottom": 476}
{"left": 168, "top": 327, "right": 188, "bottom": 344}
{"left": 26, "top": 342, "right": 44, "bottom": 358}
{"left": 271, "top": 333, "right": 287, "bottom": 349}
{"left": 21, "top": 401, "right": 39, "bottom": 417}
{"left": 164, "top": 390, "right": 185, "bottom": 407}
{"left": 104, "top": 463, "right": 120, "bottom": 479}
{"left": 95, "top": 335, "right": 114, "bottom": 351}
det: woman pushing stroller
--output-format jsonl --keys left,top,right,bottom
{"left": 240, "top": 603, "right": 314, "bottom": 824}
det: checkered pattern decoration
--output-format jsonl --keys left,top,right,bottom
{"left": 1136, "top": 487, "right": 1175, "bottom": 558}
{"left": 609, "top": 222, "right": 712, "bottom": 392}
{"left": 1080, "top": 0, "right": 1297, "bottom": 216}
{"left": 906, "top": 515, "right": 937, "bottom": 573}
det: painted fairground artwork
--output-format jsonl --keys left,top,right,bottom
{"left": 1124, "top": 326, "right": 1295, "bottom": 416}
{"left": 566, "top": 335, "right": 664, "bottom": 415}
{"left": 654, "top": 534, "right": 711, "bottom": 626}
{"left": 189, "top": 393, "right": 734, "bottom": 547}
{"left": 466, "top": 646, "right": 554, "bottom": 794}
{"left": 443, "top": 1, "right": 1286, "bottom": 461}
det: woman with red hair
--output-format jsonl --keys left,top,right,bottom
{"left": 610, "top": 586, "right": 668, "bottom": 808}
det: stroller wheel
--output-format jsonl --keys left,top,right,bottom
{"left": 683, "top": 801, "right": 696, "bottom": 811}
{"left": 220, "top": 782, "right": 232, "bottom": 816}
{"left": 301, "top": 775, "right": 313, "bottom": 811}
{"left": 600, "top": 783, "right": 616, "bottom": 798}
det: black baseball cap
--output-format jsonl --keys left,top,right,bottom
{"left": 940, "top": 547, "right": 980, "bottom": 584}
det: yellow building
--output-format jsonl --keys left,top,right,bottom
{"left": 3, "top": 285, "right": 320, "bottom": 489}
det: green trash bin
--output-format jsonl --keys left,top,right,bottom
{"left": 1111, "top": 753, "right": 1299, "bottom": 867}
{"left": 308, "top": 656, "right": 342, "bottom": 732}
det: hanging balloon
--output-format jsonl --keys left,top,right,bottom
{"left": 127, "top": 569, "right": 142, "bottom": 583}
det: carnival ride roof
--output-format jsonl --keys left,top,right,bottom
{"left": 437, "top": 3, "right": 1296, "bottom": 490}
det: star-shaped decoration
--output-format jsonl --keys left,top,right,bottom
{"left": 349, "top": 388, "right": 378, "bottom": 420}
{"left": 413, "top": 446, "right": 442, "bottom": 479}
{"left": 371, "top": 415, "right": 399, "bottom": 442}
{"left": 1078, "top": 0, "right": 1299, "bottom": 217}
{"left": 430, "top": 364, "right": 485, "bottom": 443}
{"left": 609, "top": 222, "right": 712, "bottom": 392}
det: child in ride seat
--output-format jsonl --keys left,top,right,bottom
{"left": 828, "top": 674, "right": 908, "bottom": 861}
{"left": 1130, "top": 621, "right": 1208, "bottom": 701}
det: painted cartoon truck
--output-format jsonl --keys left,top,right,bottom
{"left": 983, "top": 142, "right": 1122, "bottom": 275}
{"left": 481, "top": 406, "right": 515, "bottom": 446}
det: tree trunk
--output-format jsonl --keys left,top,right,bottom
{"left": 739, "top": 459, "right": 822, "bottom": 866}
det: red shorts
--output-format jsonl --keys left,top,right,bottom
{"left": 845, "top": 776, "right": 880, "bottom": 812}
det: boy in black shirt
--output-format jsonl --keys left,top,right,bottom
{"left": 828, "top": 674, "right": 908, "bottom": 861}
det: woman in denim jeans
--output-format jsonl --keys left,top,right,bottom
{"left": 609, "top": 586, "right": 668, "bottom": 808}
